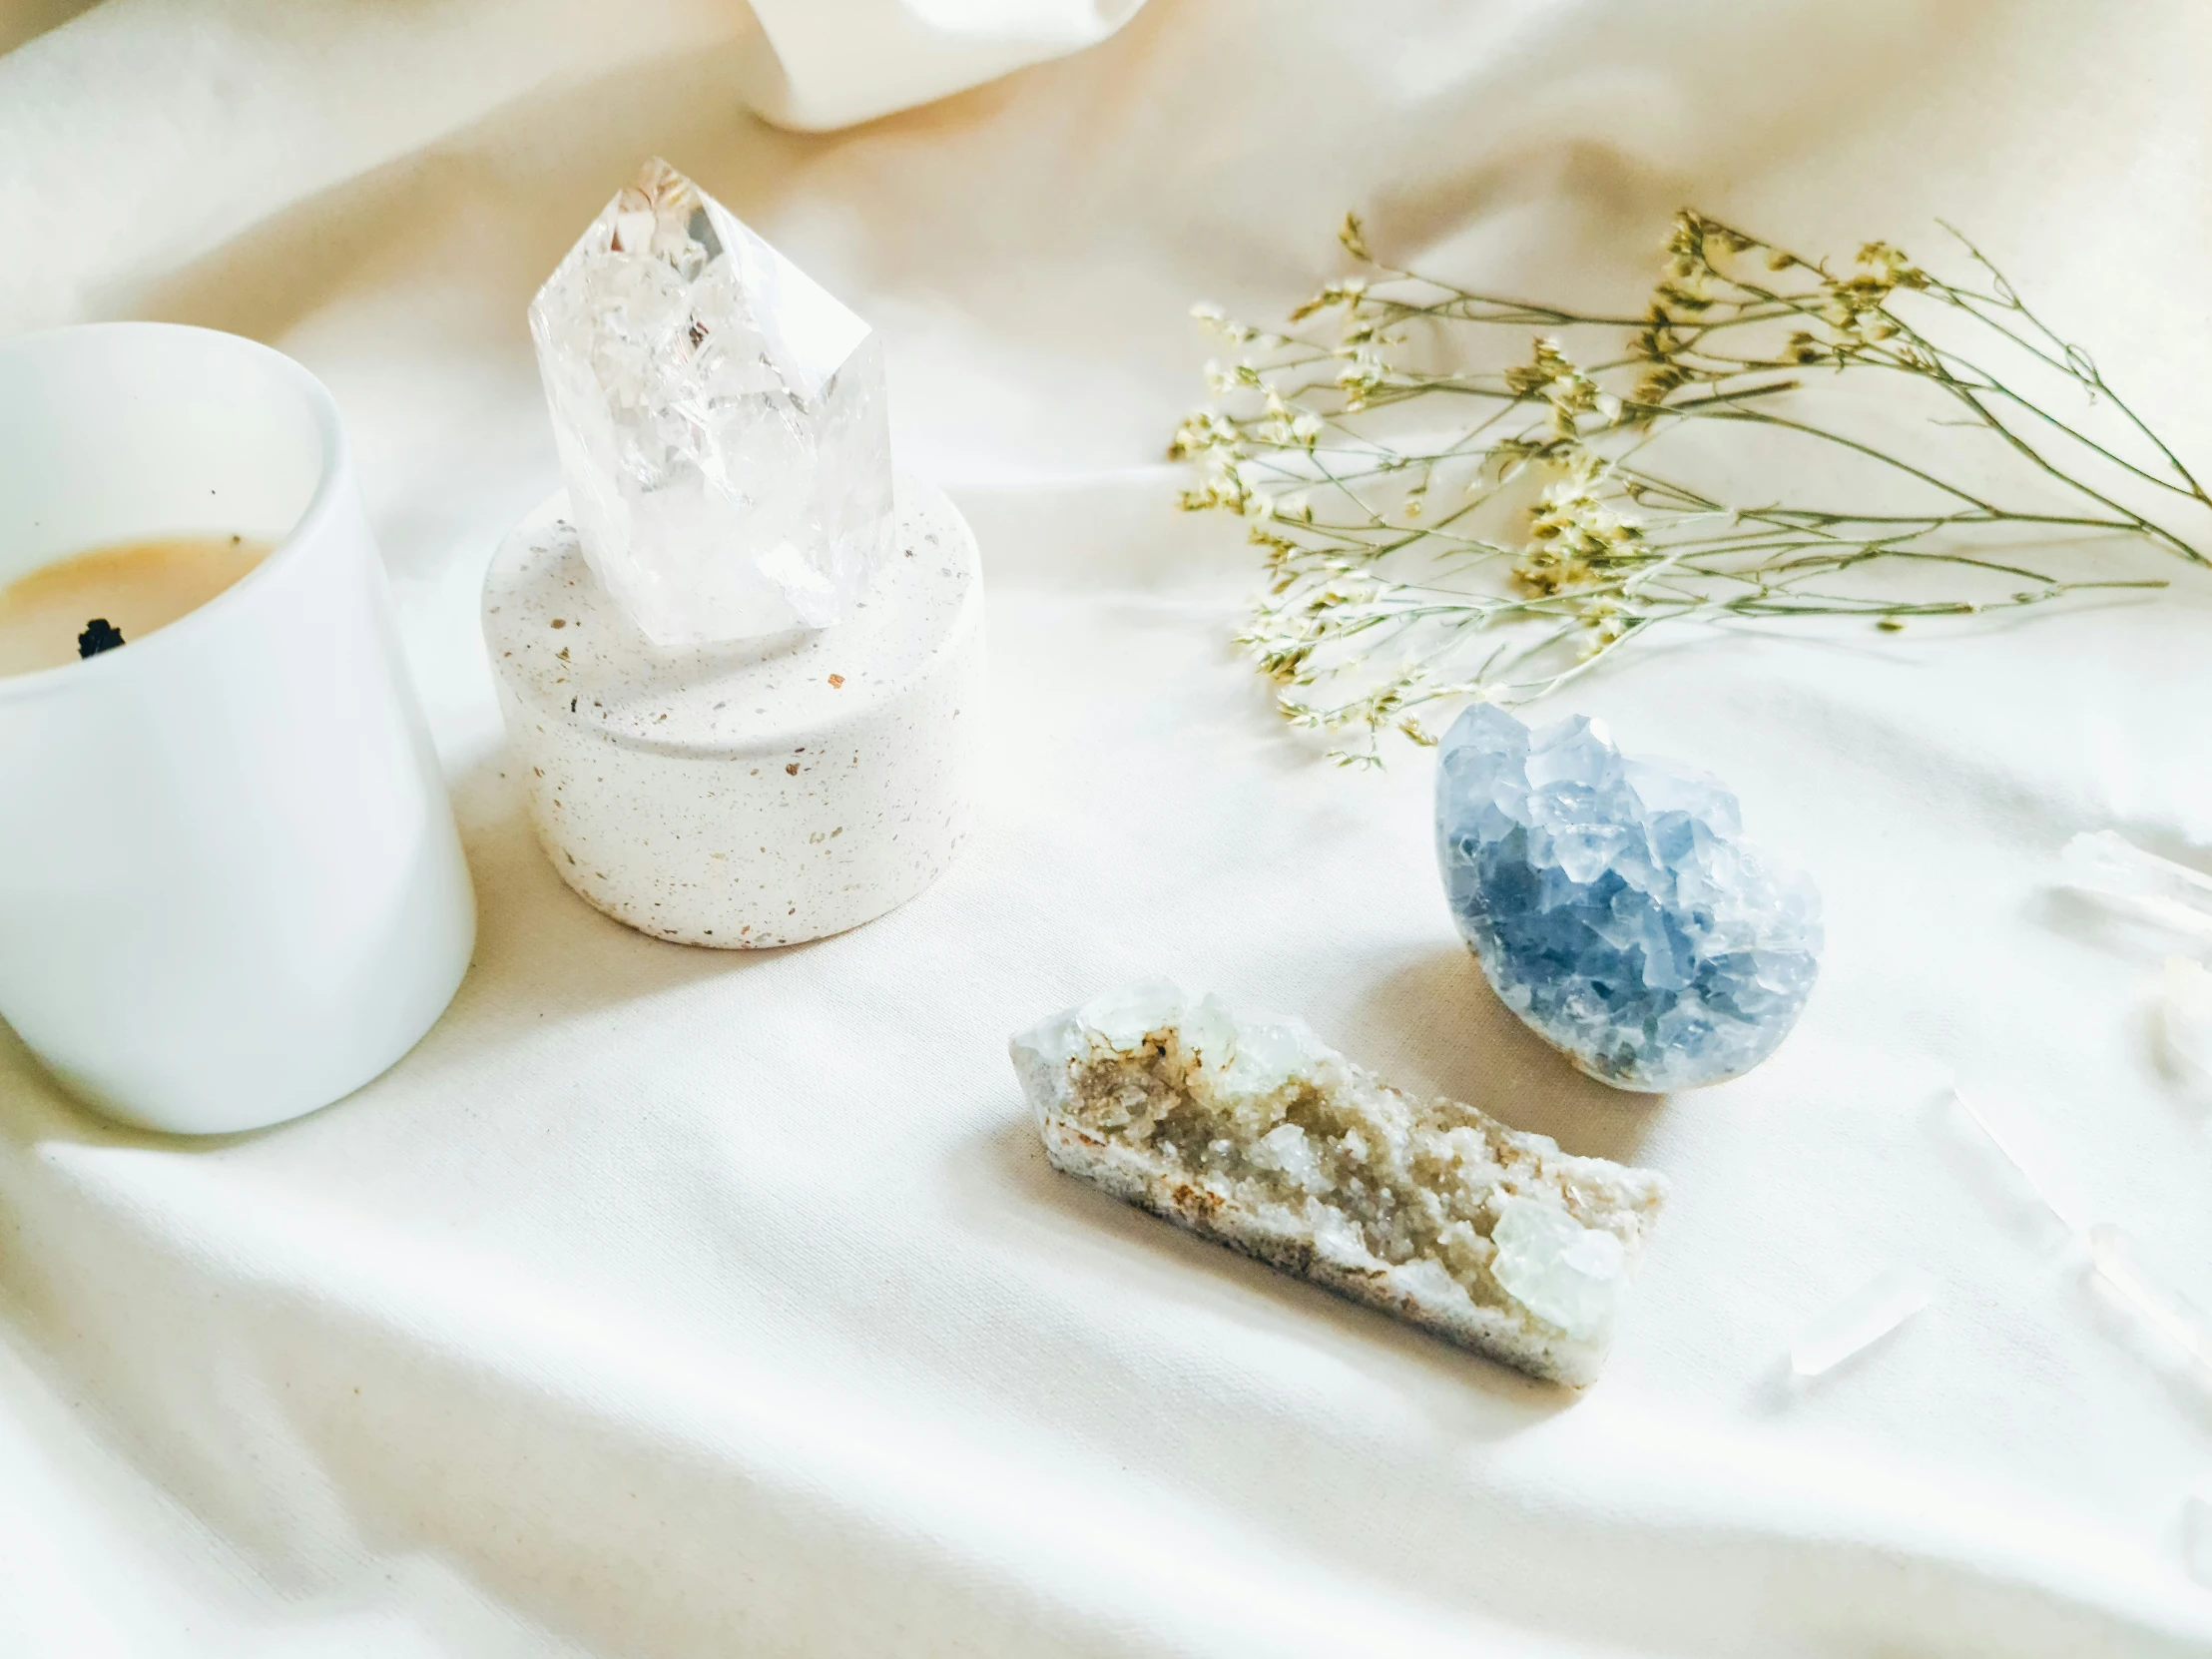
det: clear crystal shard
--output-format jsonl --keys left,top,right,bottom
{"left": 2186, "top": 1481, "right": 2212, "bottom": 1586}
{"left": 528, "top": 158, "right": 893, "bottom": 644}
{"left": 2159, "top": 956, "right": 2212, "bottom": 1082}
{"left": 1951, "top": 1083, "right": 2212, "bottom": 1394}
{"left": 1948, "top": 1084, "right": 2089, "bottom": 1236}
{"left": 2058, "top": 830, "right": 2212, "bottom": 942}
{"left": 1435, "top": 705, "right": 1822, "bottom": 1091}
{"left": 2087, "top": 1224, "right": 2212, "bottom": 1387}
{"left": 1789, "top": 1267, "right": 1933, "bottom": 1377}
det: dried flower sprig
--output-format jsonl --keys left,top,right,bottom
{"left": 1172, "top": 211, "right": 2206, "bottom": 764}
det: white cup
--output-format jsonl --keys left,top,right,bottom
{"left": 0, "top": 323, "right": 475, "bottom": 1134}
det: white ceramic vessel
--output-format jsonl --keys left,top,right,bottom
{"left": 482, "top": 477, "right": 983, "bottom": 947}
{"left": 0, "top": 323, "right": 476, "bottom": 1134}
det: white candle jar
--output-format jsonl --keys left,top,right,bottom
{"left": 0, "top": 324, "right": 475, "bottom": 1134}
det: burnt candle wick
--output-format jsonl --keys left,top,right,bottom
{"left": 78, "top": 618, "right": 126, "bottom": 659}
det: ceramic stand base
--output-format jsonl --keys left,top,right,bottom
{"left": 482, "top": 474, "right": 983, "bottom": 948}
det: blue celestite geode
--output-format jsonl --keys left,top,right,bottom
{"left": 1434, "top": 705, "right": 1822, "bottom": 1091}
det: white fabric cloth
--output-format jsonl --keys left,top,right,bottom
{"left": 5, "top": 1, "right": 2212, "bottom": 1653}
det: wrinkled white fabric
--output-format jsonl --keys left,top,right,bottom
{"left": 5, "top": 1, "right": 2212, "bottom": 1654}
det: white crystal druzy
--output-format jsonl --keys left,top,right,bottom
{"left": 1009, "top": 983, "right": 1668, "bottom": 1384}
{"left": 529, "top": 158, "right": 894, "bottom": 645}
{"left": 1487, "top": 1197, "right": 1625, "bottom": 1340}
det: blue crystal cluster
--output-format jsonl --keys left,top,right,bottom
{"left": 1434, "top": 705, "right": 1821, "bottom": 1091}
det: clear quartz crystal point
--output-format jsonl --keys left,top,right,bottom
{"left": 2185, "top": 1478, "right": 2212, "bottom": 1585}
{"left": 1789, "top": 1267, "right": 1934, "bottom": 1377}
{"left": 2158, "top": 956, "right": 2212, "bottom": 1084}
{"left": 1951, "top": 1083, "right": 2212, "bottom": 1392}
{"left": 2058, "top": 830, "right": 2212, "bottom": 941}
{"left": 1948, "top": 1084, "right": 2090, "bottom": 1236}
{"left": 528, "top": 158, "right": 894, "bottom": 645}
{"left": 2087, "top": 1224, "right": 2212, "bottom": 1387}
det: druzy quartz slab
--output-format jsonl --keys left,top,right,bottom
{"left": 529, "top": 158, "right": 893, "bottom": 645}
{"left": 1011, "top": 982, "right": 1666, "bottom": 1384}
{"left": 1435, "top": 705, "right": 1821, "bottom": 1091}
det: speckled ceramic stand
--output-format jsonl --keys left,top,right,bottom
{"left": 482, "top": 474, "right": 984, "bottom": 947}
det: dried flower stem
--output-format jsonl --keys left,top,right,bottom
{"left": 1172, "top": 211, "right": 2202, "bottom": 764}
